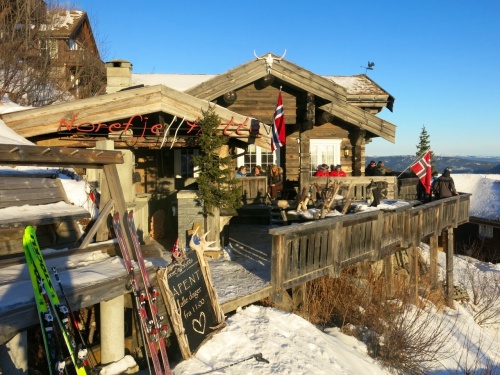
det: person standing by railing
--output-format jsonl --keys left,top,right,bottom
{"left": 374, "top": 161, "right": 392, "bottom": 176}
{"left": 432, "top": 168, "right": 458, "bottom": 199}
{"left": 365, "top": 160, "right": 377, "bottom": 176}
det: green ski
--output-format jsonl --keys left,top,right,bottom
{"left": 24, "top": 225, "right": 88, "bottom": 375}
{"left": 23, "top": 235, "right": 64, "bottom": 374}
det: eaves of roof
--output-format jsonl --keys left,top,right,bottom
{"left": 469, "top": 216, "right": 500, "bottom": 227}
{"left": 0, "top": 85, "right": 272, "bottom": 150}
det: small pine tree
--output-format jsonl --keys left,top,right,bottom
{"left": 415, "top": 125, "right": 436, "bottom": 175}
{"left": 415, "top": 125, "right": 434, "bottom": 160}
{"left": 193, "top": 105, "right": 242, "bottom": 215}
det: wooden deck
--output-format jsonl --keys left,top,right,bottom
{"left": 215, "top": 194, "right": 471, "bottom": 312}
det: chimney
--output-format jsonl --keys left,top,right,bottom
{"left": 106, "top": 59, "right": 132, "bottom": 94}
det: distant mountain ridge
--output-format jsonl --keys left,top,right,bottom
{"left": 366, "top": 155, "right": 500, "bottom": 174}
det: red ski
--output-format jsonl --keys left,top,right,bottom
{"left": 127, "top": 210, "right": 172, "bottom": 375}
{"left": 113, "top": 212, "right": 165, "bottom": 375}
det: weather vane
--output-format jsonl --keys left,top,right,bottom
{"left": 361, "top": 61, "right": 375, "bottom": 74}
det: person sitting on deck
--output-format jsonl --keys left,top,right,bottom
{"left": 314, "top": 164, "right": 329, "bottom": 176}
{"left": 236, "top": 165, "right": 247, "bottom": 177}
{"left": 330, "top": 165, "right": 346, "bottom": 177}
{"left": 268, "top": 164, "right": 283, "bottom": 199}
{"left": 250, "top": 165, "right": 264, "bottom": 176}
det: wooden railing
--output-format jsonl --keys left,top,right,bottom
{"left": 237, "top": 176, "right": 420, "bottom": 204}
{"left": 268, "top": 193, "right": 471, "bottom": 305}
{"left": 310, "top": 176, "right": 400, "bottom": 200}
{"left": 237, "top": 176, "right": 268, "bottom": 204}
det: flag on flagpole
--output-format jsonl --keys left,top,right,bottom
{"left": 271, "top": 91, "right": 286, "bottom": 151}
{"left": 411, "top": 151, "right": 432, "bottom": 194}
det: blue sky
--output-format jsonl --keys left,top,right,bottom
{"left": 74, "top": 0, "right": 499, "bottom": 156}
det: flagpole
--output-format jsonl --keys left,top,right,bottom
{"left": 396, "top": 148, "right": 431, "bottom": 178}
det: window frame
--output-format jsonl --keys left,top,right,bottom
{"left": 309, "top": 139, "right": 342, "bottom": 176}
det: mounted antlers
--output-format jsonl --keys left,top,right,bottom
{"left": 253, "top": 50, "right": 287, "bottom": 74}
{"left": 189, "top": 227, "right": 218, "bottom": 254}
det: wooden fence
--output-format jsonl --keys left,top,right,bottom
{"left": 268, "top": 194, "right": 471, "bottom": 306}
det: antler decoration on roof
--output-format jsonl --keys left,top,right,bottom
{"left": 254, "top": 50, "right": 287, "bottom": 74}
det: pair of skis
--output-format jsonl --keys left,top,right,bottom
{"left": 112, "top": 211, "right": 171, "bottom": 375}
{"left": 23, "top": 226, "right": 89, "bottom": 375}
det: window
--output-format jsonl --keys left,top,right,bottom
{"left": 236, "top": 145, "right": 278, "bottom": 173}
{"left": 309, "top": 139, "right": 342, "bottom": 176}
{"left": 174, "top": 149, "right": 199, "bottom": 178}
{"left": 478, "top": 224, "right": 493, "bottom": 239}
{"left": 69, "top": 39, "right": 80, "bottom": 51}
{"left": 40, "top": 39, "right": 58, "bottom": 58}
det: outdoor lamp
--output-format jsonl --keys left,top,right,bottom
{"left": 343, "top": 145, "right": 351, "bottom": 158}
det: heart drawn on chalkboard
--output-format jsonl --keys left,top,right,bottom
{"left": 192, "top": 312, "right": 206, "bottom": 334}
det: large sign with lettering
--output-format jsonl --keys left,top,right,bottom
{"left": 57, "top": 113, "right": 261, "bottom": 142}
{"left": 158, "top": 250, "right": 225, "bottom": 358}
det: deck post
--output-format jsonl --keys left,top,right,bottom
{"left": 409, "top": 244, "right": 419, "bottom": 304}
{"left": 100, "top": 295, "right": 125, "bottom": 364}
{"left": 445, "top": 228, "right": 455, "bottom": 307}
{"left": 383, "top": 255, "right": 394, "bottom": 298}
{"left": 270, "top": 234, "right": 292, "bottom": 310}
{"left": 95, "top": 140, "right": 114, "bottom": 242}
{"left": 429, "top": 234, "right": 439, "bottom": 289}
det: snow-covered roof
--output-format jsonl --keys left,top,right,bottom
{"left": 325, "top": 75, "right": 390, "bottom": 96}
{"left": 131, "top": 73, "right": 389, "bottom": 96}
{"left": 47, "top": 10, "right": 84, "bottom": 35}
{"left": 131, "top": 73, "right": 215, "bottom": 92}
{"left": 0, "top": 97, "right": 34, "bottom": 145}
{"left": 454, "top": 174, "right": 500, "bottom": 222}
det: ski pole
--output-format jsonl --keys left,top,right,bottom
{"left": 51, "top": 267, "right": 97, "bottom": 368}
{"left": 197, "top": 353, "right": 270, "bottom": 374}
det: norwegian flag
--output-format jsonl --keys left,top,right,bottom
{"left": 411, "top": 151, "right": 432, "bottom": 194}
{"left": 271, "top": 91, "right": 286, "bottom": 152}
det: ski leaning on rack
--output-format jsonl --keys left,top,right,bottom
{"left": 127, "top": 210, "right": 171, "bottom": 375}
{"left": 52, "top": 267, "right": 95, "bottom": 369}
{"left": 23, "top": 225, "right": 88, "bottom": 375}
{"left": 112, "top": 212, "right": 167, "bottom": 375}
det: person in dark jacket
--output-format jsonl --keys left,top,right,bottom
{"left": 365, "top": 160, "right": 377, "bottom": 176}
{"left": 432, "top": 168, "right": 458, "bottom": 199}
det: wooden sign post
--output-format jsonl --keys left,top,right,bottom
{"left": 158, "top": 249, "right": 225, "bottom": 359}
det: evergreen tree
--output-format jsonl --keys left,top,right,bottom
{"left": 415, "top": 125, "right": 435, "bottom": 172}
{"left": 193, "top": 105, "right": 242, "bottom": 215}
{"left": 416, "top": 125, "right": 434, "bottom": 158}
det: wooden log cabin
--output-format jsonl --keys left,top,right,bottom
{"left": 1, "top": 55, "right": 397, "bottom": 244}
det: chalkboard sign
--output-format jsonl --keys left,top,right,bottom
{"left": 159, "top": 249, "right": 225, "bottom": 358}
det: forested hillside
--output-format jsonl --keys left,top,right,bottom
{"left": 367, "top": 155, "right": 500, "bottom": 174}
